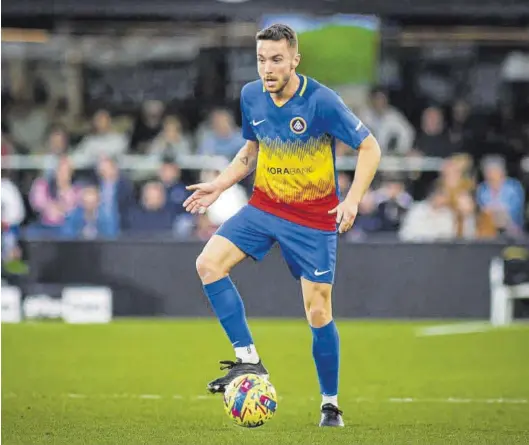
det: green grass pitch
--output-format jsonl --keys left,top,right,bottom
{"left": 2, "top": 319, "right": 529, "bottom": 444}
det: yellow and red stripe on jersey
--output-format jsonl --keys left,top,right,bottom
{"left": 249, "top": 134, "right": 338, "bottom": 231}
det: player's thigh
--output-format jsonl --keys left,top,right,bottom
{"left": 196, "top": 234, "right": 247, "bottom": 282}
{"left": 216, "top": 205, "right": 277, "bottom": 260}
{"left": 278, "top": 221, "right": 338, "bottom": 285}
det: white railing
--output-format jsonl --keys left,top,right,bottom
{"left": 3, "top": 154, "right": 448, "bottom": 172}
{"left": 4, "top": 154, "right": 528, "bottom": 173}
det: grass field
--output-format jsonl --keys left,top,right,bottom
{"left": 2, "top": 319, "right": 529, "bottom": 444}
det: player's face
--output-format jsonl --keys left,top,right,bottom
{"left": 257, "top": 39, "right": 299, "bottom": 94}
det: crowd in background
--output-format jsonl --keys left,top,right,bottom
{"left": 1, "top": 83, "right": 528, "bottom": 266}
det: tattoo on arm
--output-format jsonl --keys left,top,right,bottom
{"left": 239, "top": 156, "right": 249, "bottom": 166}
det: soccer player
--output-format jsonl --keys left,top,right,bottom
{"left": 183, "top": 24, "right": 381, "bottom": 427}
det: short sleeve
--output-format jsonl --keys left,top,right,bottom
{"left": 240, "top": 93, "right": 257, "bottom": 142}
{"left": 318, "top": 89, "right": 370, "bottom": 149}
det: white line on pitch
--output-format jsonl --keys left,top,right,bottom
{"left": 7, "top": 394, "right": 526, "bottom": 404}
{"left": 416, "top": 323, "right": 494, "bottom": 337}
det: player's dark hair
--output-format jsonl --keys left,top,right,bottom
{"left": 256, "top": 24, "right": 297, "bottom": 48}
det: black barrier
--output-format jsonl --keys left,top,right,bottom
{"left": 24, "top": 240, "right": 506, "bottom": 319}
{"left": 4, "top": 0, "right": 529, "bottom": 18}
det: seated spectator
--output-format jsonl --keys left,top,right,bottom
{"left": 158, "top": 156, "right": 189, "bottom": 219}
{"left": 415, "top": 106, "right": 458, "bottom": 158}
{"left": 2, "top": 132, "right": 16, "bottom": 157}
{"left": 437, "top": 156, "right": 475, "bottom": 207}
{"left": 1, "top": 175, "right": 25, "bottom": 230}
{"left": 96, "top": 156, "right": 135, "bottom": 230}
{"left": 399, "top": 187, "right": 457, "bottom": 241}
{"left": 42, "top": 125, "right": 71, "bottom": 178}
{"left": 1, "top": 174, "right": 26, "bottom": 262}
{"left": 27, "top": 156, "right": 81, "bottom": 238}
{"left": 197, "top": 109, "right": 245, "bottom": 160}
{"left": 436, "top": 155, "right": 477, "bottom": 237}
{"left": 337, "top": 172, "right": 352, "bottom": 202}
{"left": 149, "top": 116, "right": 192, "bottom": 159}
{"left": 448, "top": 99, "right": 474, "bottom": 149}
{"left": 127, "top": 181, "right": 174, "bottom": 233}
{"left": 352, "top": 190, "right": 383, "bottom": 235}
{"left": 6, "top": 97, "right": 49, "bottom": 153}
{"left": 360, "top": 88, "right": 415, "bottom": 155}
{"left": 129, "top": 100, "right": 165, "bottom": 153}
{"left": 72, "top": 109, "right": 128, "bottom": 167}
{"left": 199, "top": 169, "right": 248, "bottom": 226}
{"left": 193, "top": 213, "right": 218, "bottom": 242}
{"left": 453, "top": 191, "right": 478, "bottom": 239}
{"left": 476, "top": 155, "right": 525, "bottom": 236}
{"left": 62, "top": 185, "right": 118, "bottom": 240}
{"left": 373, "top": 174, "right": 413, "bottom": 232}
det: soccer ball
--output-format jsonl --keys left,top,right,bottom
{"left": 223, "top": 374, "right": 278, "bottom": 428}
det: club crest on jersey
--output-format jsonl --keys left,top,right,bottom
{"left": 290, "top": 117, "right": 307, "bottom": 135}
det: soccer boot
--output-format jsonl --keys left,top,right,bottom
{"left": 206, "top": 359, "right": 269, "bottom": 394}
{"left": 319, "top": 403, "right": 345, "bottom": 427}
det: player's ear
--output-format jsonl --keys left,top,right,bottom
{"left": 292, "top": 53, "right": 301, "bottom": 69}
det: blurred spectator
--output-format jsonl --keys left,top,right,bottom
{"left": 127, "top": 181, "right": 174, "bottom": 233}
{"left": 373, "top": 174, "right": 413, "bottom": 232}
{"left": 436, "top": 155, "right": 478, "bottom": 237}
{"left": 476, "top": 155, "right": 525, "bottom": 236}
{"left": 337, "top": 172, "right": 352, "bottom": 201}
{"left": 149, "top": 116, "right": 192, "bottom": 159}
{"left": 42, "top": 125, "right": 71, "bottom": 177}
{"left": 72, "top": 109, "right": 128, "bottom": 167}
{"left": 27, "top": 156, "right": 80, "bottom": 238}
{"left": 453, "top": 192, "right": 478, "bottom": 239}
{"left": 1, "top": 175, "right": 25, "bottom": 229}
{"left": 62, "top": 185, "right": 118, "bottom": 240}
{"left": 1, "top": 175, "right": 26, "bottom": 261}
{"left": 415, "top": 106, "right": 458, "bottom": 158}
{"left": 198, "top": 109, "right": 245, "bottom": 159}
{"left": 436, "top": 156, "right": 475, "bottom": 208}
{"left": 5, "top": 99, "right": 49, "bottom": 153}
{"left": 448, "top": 99, "right": 474, "bottom": 149}
{"left": 130, "top": 100, "right": 165, "bottom": 153}
{"left": 360, "top": 88, "right": 415, "bottom": 155}
{"left": 193, "top": 213, "right": 218, "bottom": 242}
{"left": 96, "top": 156, "right": 135, "bottom": 230}
{"left": 200, "top": 169, "right": 247, "bottom": 226}
{"left": 352, "top": 190, "right": 383, "bottom": 235}
{"left": 399, "top": 187, "right": 457, "bottom": 241}
{"left": 1, "top": 132, "right": 16, "bottom": 157}
{"left": 158, "top": 156, "right": 189, "bottom": 218}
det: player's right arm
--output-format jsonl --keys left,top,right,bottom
{"left": 184, "top": 84, "right": 259, "bottom": 215}
{"left": 183, "top": 140, "right": 258, "bottom": 215}
{"left": 212, "top": 140, "right": 259, "bottom": 191}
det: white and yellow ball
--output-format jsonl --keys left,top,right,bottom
{"left": 223, "top": 374, "right": 278, "bottom": 428}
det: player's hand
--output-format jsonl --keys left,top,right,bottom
{"left": 183, "top": 182, "right": 223, "bottom": 214}
{"left": 328, "top": 199, "right": 359, "bottom": 234}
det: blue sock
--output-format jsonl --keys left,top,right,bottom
{"left": 203, "top": 276, "right": 254, "bottom": 349}
{"left": 311, "top": 320, "right": 340, "bottom": 396}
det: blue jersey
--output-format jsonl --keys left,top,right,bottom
{"left": 240, "top": 74, "right": 370, "bottom": 231}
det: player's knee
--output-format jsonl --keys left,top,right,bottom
{"left": 308, "top": 306, "right": 332, "bottom": 328}
{"left": 195, "top": 254, "right": 224, "bottom": 283}
{"left": 305, "top": 282, "right": 332, "bottom": 327}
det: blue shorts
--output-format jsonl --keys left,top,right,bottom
{"left": 216, "top": 205, "right": 337, "bottom": 284}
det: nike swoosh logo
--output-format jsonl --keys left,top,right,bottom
{"left": 252, "top": 119, "right": 266, "bottom": 126}
{"left": 314, "top": 269, "right": 331, "bottom": 276}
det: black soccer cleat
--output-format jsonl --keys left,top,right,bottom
{"left": 319, "top": 403, "right": 345, "bottom": 427}
{"left": 206, "top": 359, "right": 269, "bottom": 394}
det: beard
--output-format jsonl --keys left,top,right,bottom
{"left": 265, "top": 71, "right": 292, "bottom": 94}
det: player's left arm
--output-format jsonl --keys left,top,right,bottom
{"left": 319, "top": 90, "right": 382, "bottom": 233}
